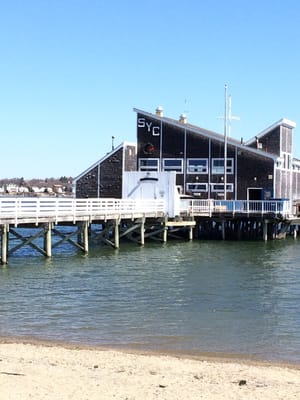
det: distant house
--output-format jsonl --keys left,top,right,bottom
{"left": 134, "top": 107, "right": 300, "bottom": 201}
{"left": 73, "top": 142, "right": 137, "bottom": 198}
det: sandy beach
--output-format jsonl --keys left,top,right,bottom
{"left": 0, "top": 340, "right": 299, "bottom": 399}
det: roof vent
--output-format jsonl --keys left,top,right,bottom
{"left": 155, "top": 106, "right": 164, "bottom": 117}
{"left": 179, "top": 113, "right": 187, "bottom": 124}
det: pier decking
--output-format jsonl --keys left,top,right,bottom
{"left": 0, "top": 197, "right": 296, "bottom": 264}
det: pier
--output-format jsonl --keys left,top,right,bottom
{"left": 0, "top": 197, "right": 297, "bottom": 264}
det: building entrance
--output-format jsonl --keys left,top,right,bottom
{"left": 248, "top": 188, "right": 263, "bottom": 201}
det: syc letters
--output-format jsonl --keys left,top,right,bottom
{"left": 138, "top": 118, "right": 160, "bottom": 136}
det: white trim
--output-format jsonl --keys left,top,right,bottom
{"left": 211, "top": 183, "right": 234, "bottom": 192}
{"left": 162, "top": 158, "right": 183, "bottom": 173}
{"left": 187, "top": 158, "right": 208, "bottom": 174}
{"left": 186, "top": 182, "right": 208, "bottom": 192}
{"left": 139, "top": 158, "right": 160, "bottom": 171}
{"left": 211, "top": 158, "right": 234, "bottom": 174}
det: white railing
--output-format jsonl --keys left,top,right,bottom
{"left": 0, "top": 197, "right": 292, "bottom": 225}
{"left": 0, "top": 197, "right": 166, "bottom": 224}
{"left": 187, "top": 199, "right": 292, "bottom": 217}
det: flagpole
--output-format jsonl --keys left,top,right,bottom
{"left": 224, "top": 84, "right": 228, "bottom": 201}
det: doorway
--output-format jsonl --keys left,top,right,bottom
{"left": 247, "top": 188, "right": 263, "bottom": 201}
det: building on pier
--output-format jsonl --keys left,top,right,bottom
{"left": 74, "top": 107, "right": 300, "bottom": 204}
{"left": 135, "top": 107, "right": 300, "bottom": 202}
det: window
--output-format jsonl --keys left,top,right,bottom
{"left": 283, "top": 152, "right": 292, "bottom": 170}
{"left": 163, "top": 159, "right": 183, "bottom": 173}
{"left": 292, "top": 161, "right": 300, "bottom": 171}
{"left": 211, "top": 183, "right": 234, "bottom": 192}
{"left": 276, "top": 157, "right": 284, "bottom": 168}
{"left": 187, "top": 159, "right": 208, "bottom": 173}
{"left": 139, "top": 158, "right": 159, "bottom": 171}
{"left": 212, "top": 158, "right": 234, "bottom": 174}
{"left": 187, "top": 183, "right": 208, "bottom": 192}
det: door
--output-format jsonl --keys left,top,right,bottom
{"left": 248, "top": 188, "right": 263, "bottom": 201}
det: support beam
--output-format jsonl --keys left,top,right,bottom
{"left": 52, "top": 227, "right": 85, "bottom": 252}
{"left": 9, "top": 227, "right": 46, "bottom": 256}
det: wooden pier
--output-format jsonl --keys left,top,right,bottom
{"left": 0, "top": 197, "right": 297, "bottom": 264}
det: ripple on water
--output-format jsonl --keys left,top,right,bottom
{"left": 0, "top": 239, "right": 300, "bottom": 363}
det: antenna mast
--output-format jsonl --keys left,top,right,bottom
{"left": 227, "top": 95, "right": 240, "bottom": 137}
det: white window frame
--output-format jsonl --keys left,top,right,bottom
{"left": 187, "top": 158, "right": 208, "bottom": 174}
{"left": 139, "top": 158, "right": 159, "bottom": 171}
{"left": 186, "top": 182, "right": 208, "bottom": 192}
{"left": 292, "top": 160, "right": 300, "bottom": 171}
{"left": 282, "top": 152, "right": 292, "bottom": 170}
{"left": 211, "top": 158, "right": 234, "bottom": 174}
{"left": 211, "top": 183, "right": 234, "bottom": 192}
{"left": 163, "top": 158, "right": 183, "bottom": 173}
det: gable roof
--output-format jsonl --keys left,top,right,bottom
{"left": 73, "top": 141, "right": 136, "bottom": 182}
{"left": 244, "top": 118, "right": 296, "bottom": 146}
{"left": 134, "top": 108, "right": 279, "bottom": 161}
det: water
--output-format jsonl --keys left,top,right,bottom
{"left": 1, "top": 238, "right": 300, "bottom": 364}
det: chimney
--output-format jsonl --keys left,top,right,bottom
{"left": 155, "top": 106, "right": 164, "bottom": 117}
{"left": 179, "top": 113, "right": 187, "bottom": 124}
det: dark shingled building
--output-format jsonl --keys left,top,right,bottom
{"left": 134, "top": 107, "right": 300, "bottom": 201}
{"left": 73, "top": 142, "right": 136, "bottom": 198}
{"left": 73, "top": 107, "right": 300, "bottom": 202}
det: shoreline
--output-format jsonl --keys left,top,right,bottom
{"left": 0, "top": 339, "right": 300, "bottom": 399}
{"left": 1, "top": 335, "right": 299, "bottom": 370}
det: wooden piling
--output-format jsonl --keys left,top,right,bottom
{"left": 263, "top": 220, "right": 268, "bottom": 241}
{"left": 114, "top": 220, "right": 120, "bottom": 249}
{"left": 1, "top": 224, "right": 8, "bottom": 265}
{"left": 189, "top": 225, "right": 193, "bottom": 240}
{"left": 83, "top": 221, "right": 89, "bottom": 253}
{"left": 44, "top": 222, "right": 52, "bottom": 257}
{"left": 140, "top": 218, "right": 145, "bottom": 245}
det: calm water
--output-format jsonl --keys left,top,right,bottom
{"left": 1, "top": 237, "right": 300, "bottom": 364}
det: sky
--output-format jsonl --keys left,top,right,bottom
{"left": 1, "top": 0, "right": 300, "bottom": 179}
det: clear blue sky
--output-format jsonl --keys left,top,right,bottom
{"left": 1, "top": 0, "right": 300, "bottom": 179}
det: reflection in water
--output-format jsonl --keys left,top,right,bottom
{"left": 0, "top": 239, "right": 300, "bottom": 363}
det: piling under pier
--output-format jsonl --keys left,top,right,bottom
{"left": 0, "top": 217, "right": 196, "bottom": 264}
{"left": 1, "top": 213, "right": 298, "bottom": 264}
